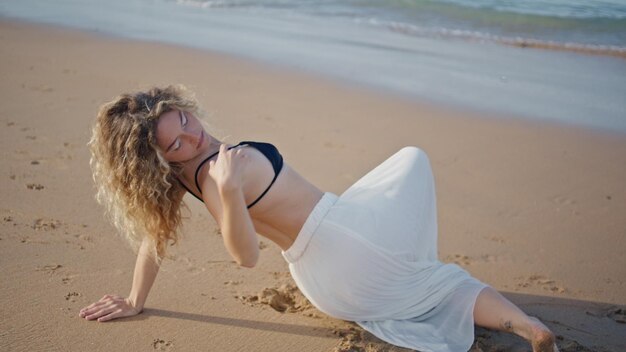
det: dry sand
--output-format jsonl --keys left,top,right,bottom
{"left": 1, "top": 20, "right": 625, "bottom": 351}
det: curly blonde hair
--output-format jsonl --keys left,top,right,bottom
{"left": 89, "top": 85, "right": 200, "bottom": 259}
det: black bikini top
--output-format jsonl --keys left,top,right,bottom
{"left": 179, "top": 141, "right": 284, "bottom": 209}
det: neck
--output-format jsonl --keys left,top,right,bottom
{"left": 178, "top": 138, "right": 223, "bottom": 193}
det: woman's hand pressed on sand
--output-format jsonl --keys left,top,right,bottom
{"left": 208, "top": 144, "right": 250, "bottom": 194}
{"left": 79, "top": 294, "right": 141, "bottom": 322}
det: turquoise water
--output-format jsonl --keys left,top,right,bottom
{"left": 1, "top": 0, "right": 625, "bottom": 132}
{"left": 174, "top": 0, "right": 626, "bottom": 49}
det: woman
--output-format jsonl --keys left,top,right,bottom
{"left": 79, "top": 86, "right": 558, "bottom": 352}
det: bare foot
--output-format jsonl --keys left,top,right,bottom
{"left": 526, "top": 317, "right": 557, "bottom": 352}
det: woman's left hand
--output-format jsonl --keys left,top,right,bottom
{"left": 208, "top": 144, "right": 250, "bottom": 194}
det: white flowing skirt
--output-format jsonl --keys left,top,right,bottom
{"left": 282, "top": 147, "right": 487, "bottom": 352}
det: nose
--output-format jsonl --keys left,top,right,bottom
{"left": 183, "top": 130, "right": 203, "bottom": 147}
{"left": 182, "top": 131, "right": 198, "bottom": 145}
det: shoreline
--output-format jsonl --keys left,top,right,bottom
{"left": 3, "top": 2, "right": 626, "bottom": 62}
{"left": 1, "top": 8, "right": 625, "bottom": 133}
{"left": 2, "top": 18, "right": 625, "bottom": 139}
{"left": 1, "top": 19, "right": 625, "bottom": 352}
{"left": 384, "top": 20, "right": 626, "bottom": 60}
{"left": 503, "top": 38, "right": 626, "bottom": 60}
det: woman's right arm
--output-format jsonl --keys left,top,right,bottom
{"left": 79, "top": 237, "right": 160, "bottom": 322}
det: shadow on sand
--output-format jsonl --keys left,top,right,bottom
{"left": 141, "top": 308, "right": 332, "bottom": 339}
{"left": 138, "top": 292, "right": 625, "bottom": 352}
{"left": 475, "top": 292, "right": 625, "bottom": 352}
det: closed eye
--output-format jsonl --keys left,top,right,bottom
{"left": 181, "top": 110, "right": 188, "bottom": 127}
{"left": 169, "top": 111, "right": 187, "bottom": 153}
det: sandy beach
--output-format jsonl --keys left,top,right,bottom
{"left": 1, "top": 20, "right": 625, "bottom": 351}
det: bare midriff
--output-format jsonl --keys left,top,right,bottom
{"left": 247, "top": 163, "right": 325, "bottom": 251}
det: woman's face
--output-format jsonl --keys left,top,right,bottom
{"left": 155, "top": 109, "right": 211, "bottom": 163}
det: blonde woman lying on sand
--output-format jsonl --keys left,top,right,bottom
{"left": 79, "top": 86, "right": 558, "bottom": 352}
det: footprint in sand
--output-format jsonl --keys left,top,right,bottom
{"left": 444, "top": 254, "right": 473, "bottom": 266}
{"left": 479, "top": 254, "right": 505, "bottom": 264}
{"left": 608, "top": 308, "right": 626, "bottom": 324}
{"left": 37, "top": 264, "right": 63, "bottom": 273}
{"left": 445, "top": 254, "right": 506, "bottom": 267}
{"left": 32, "top": 218, "right": 62, "bottom": 230}
{"left": 152, "top": 339, "right": 174, "bottom": 351}
{"left": 13, "top": 216, "right": 95, "bottom": 250}
{"left": 37, "top": 263, "right": 77, "bottom": 284}
{"left": 224, "top": 280, "right": 242, "bottom": 286}
{"left": 64, "top": 292, "right": 80, "bottom": 302}
{"left": 74, "top": 234, "right": 93, "bottom": 243}
{"left": 515, "top": 274, "right": 566, "bottom": 294}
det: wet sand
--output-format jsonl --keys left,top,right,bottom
{"left": 0, "top": 20, "right": 625, "bottom": 351}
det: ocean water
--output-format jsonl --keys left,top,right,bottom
{"left": 1, "top": 0, "right": 626, "bottom": 132}
{"left": 176, "top": 0, "right": 626, "bottom": 51}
